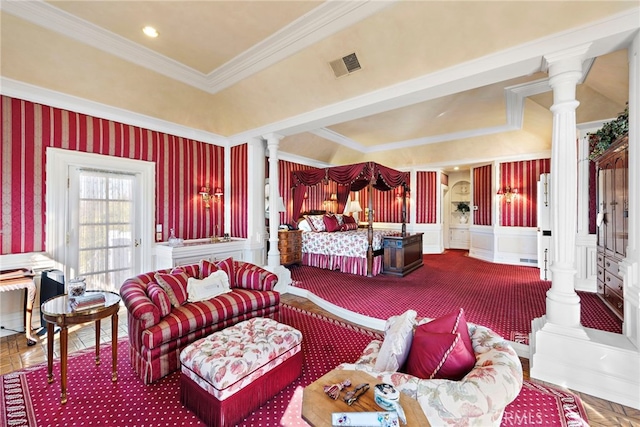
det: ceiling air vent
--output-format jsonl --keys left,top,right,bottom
{"left": 329, "top": 52, "right": 361, "bottom": 78}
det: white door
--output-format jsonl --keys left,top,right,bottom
{"left": 67, "top": 167, "right": 140, "bottom": 292}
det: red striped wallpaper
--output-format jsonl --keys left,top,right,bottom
{"left": 499, "top": 159, "right": 550, "bottom": 227}
{"left": 230, "top": 144, "right": 248, "bottom": 238}
{"left": 416, "top": 171, "right": 437, "bottom": 224}
{"left": 1, "top": 95, "right": 224, "bottom": 255}
{"left": 473, "top": 165, "right": 492, "bottom": 226}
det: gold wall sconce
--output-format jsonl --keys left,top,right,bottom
{"left": 200, "top": 186, "right": 223, "bottom": 208}
{"left": 497, "top": 186, "right": 518, "bottom": 203}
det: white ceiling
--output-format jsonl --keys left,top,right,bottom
{"left": 1, "top": 0, "right": 636, "bottom": 169}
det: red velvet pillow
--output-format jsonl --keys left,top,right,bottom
{"left": 417, "top": 308, "right": 474, "bottom": 357}
{"left": 343, "top": 215, "right": 356, "bottom": 224}
{"left": 404, "top": 328, "right": 475, "bottom": 380}
{"left": 154, "top": 270, "right": 189, "bottom": 307}
{"left": 323, "top": 214, "right": 341, "bottom": 232}
{"left": 199, "top": 259, "right": 219, "bottom": 279}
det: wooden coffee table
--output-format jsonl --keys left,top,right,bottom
{"left": 41, "top": 290, "right": 121, "bottom": 404}
{"left": 302, "top": 369, "right": 430, "bottom": 426}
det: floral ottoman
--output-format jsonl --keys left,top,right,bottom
{"left": 179, "top": 317, "right": 303, "bottom": 426}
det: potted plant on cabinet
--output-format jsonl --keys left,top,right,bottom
{"left": 456, "top": 202, "right": 470, "bottom": 224}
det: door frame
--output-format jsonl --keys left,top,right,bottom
{"left": 46, "top": 148, "right": 155, "bottom": 278}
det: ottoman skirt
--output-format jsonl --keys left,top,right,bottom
{"left": 180, "top": 350, "right": 303, "bottom": 426}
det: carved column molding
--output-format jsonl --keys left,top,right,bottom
{"left": 264, "top": 133, "right": 283, "bottom": 268}
{"left": 543, "top": 44, "right": 591, "bottom": 327}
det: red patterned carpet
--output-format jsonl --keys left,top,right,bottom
{"left": 291, "top": 250, "right": 622, "bottom": 343}
{"left": 1, "top": 305, "right": 588, "bottom": 426}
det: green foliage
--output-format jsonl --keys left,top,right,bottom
{"left": 588, "top": 104, "right": 629, "bottom": 160}
{"left": 456, "top": 202, "right": 470, "bottom": 213}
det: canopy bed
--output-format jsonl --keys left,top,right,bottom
{"left": 291, "top": 162, "right": 411, "bottom": 277}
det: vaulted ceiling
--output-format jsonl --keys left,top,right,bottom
{"left": 1, "top": 1, "right": 636, "bottom": 170}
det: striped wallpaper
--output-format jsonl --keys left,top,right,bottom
{"left": 230, "top": 144, "right": 248, "bottom": 238}
{"left": 499, "top": 159, "right": 550, "bottom": 227}
{"left": 473, "top": 165, "right": 493, "bottom": 226}
{"left": 1, "top": 95, "right": 224, "bottom": 255}
{"left": 416, "top": 171, "right": 437, "bottom": 224}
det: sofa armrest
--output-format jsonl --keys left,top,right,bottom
{"left": 120, "top": 275, "right": 160, "bottom": 330}
{"left": 234, "top": 261, "right": 278, "bottom": 291}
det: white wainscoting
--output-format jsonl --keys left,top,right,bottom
{"left": 575, "top": 234, "right": 598, "bottom": 292}
{"left": 468, "top": 225, "right": 495, "bottom": 262}
{"left": 493, "top": 226, "right": 538, "bottom": 267}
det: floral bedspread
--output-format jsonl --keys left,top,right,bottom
{"left": 302, "top": 229, "right": 399, "bottom": 258}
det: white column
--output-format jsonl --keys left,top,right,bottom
{"left": 265, "top": 133, "right": 283, "bottom": 268}
{"left": 544, "top": 45, "right": 590, "bottom": 328}
{"left": 244, "top": 137, "right": 266, "bottom": 264}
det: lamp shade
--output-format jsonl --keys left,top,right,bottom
{"left": 199, "top": 186, "right": 210, "bottom": 195}
{"left": 349, "top": 200, "right": 363, "bottom": 213}
{"left": 214, "top": 187, "right": 223, "bottom": 196}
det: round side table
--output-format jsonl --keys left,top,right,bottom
{"left": 41, "top": 290, "right": 121, "bottom": 404}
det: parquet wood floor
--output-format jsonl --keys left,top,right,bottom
{"left": 1, "top": 294, "right": 637, "bottom": 426}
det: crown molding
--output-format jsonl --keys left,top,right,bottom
{"left": 228, "top": 8, "right": 637, "bottom": 151}
{"left": 205, "top": 0, "right": 396, "bottom": 92}
{"left": 0, "top": 78, "right": 227, "bottom": 146}
{"left": 1, "top": 0, "right": 395, "bottom": 95}
{"left": 309, "top": 128, "right": 367, "bottom": 152}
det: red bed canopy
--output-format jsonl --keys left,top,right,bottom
{"left": 290, "top": 161, "right": 410, "bottom": 230}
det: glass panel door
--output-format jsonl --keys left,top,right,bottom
{"left": 69, "top": 168, "right": 138, "bottom": 292}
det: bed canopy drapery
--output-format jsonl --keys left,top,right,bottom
{"left": 291, "top": 162, "right": 410, "bottom": 276}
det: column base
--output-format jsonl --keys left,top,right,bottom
{"left": 264, "top": 265, "right": 291, "bottom": 294}
{"left": 530, "top": 316, "right": 640, "bottom": 410}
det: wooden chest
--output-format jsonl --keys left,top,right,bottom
{"left": 278, "top": 230, "right": 303, "bottom": 266}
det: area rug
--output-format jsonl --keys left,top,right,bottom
{"left": 1, "top": 304, "right": 588, "bottom": 426}
{"left": 291, "top": 249, "right": 622, "bottom": 343}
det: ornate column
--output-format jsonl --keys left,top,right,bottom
{"left": 264, "top": 133, "right": 283, "bottom": 268}
{"left": 544, "top": 45, "right": 590, "bottom": 328}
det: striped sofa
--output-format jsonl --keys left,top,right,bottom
{"left": 120, "top": 260, "right": 280, "bottom": 384}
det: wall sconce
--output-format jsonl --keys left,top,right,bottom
{"left": 200, "top": 186, "right": 223, "bottom": 208}
{"left": 497, "top": 186, "right": 518, "bottom": 203}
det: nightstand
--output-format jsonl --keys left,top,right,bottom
{"left": 278, "top": 230, "right": 302, "bottom": 266}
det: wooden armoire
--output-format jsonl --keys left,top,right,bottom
{"left": 595, "top": 134, "right": 628, "bottom": 320}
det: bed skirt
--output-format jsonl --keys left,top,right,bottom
{"left": 302, "top": 253, "right": 382, "bottom": 276}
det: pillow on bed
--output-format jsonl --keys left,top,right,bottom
{"left": 306, "top": 215, "right": 326, "bottom": 232}
{"left": 343, "top": 215, "right": 356, "bottom": 224}
{"left": 340, "top": 222, "right": 358, "bottom": 231}
{"left": 323, "top": 214, "right": 341, "bottom": 232}
{"left": 334, "top": 214, "right": 345, "bottom": 226}
{"left": 297, "top": 218, "right": 312, "bottom": 232}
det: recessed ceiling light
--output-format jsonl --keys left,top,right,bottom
{"left": 454, "top": 166, "right": 459, "bottom": 171}
{"left": 142, "top": 26, "right": 159, "bottom": 38}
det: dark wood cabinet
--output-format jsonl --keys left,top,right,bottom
{"left": 278, "top": 230, "right": 302, "bottom": 267}
{"left": 382, "top": 233, "right": 423, "bottom": 277}
{"left": 595, "top": 134, "right": 627, "bottom": 320}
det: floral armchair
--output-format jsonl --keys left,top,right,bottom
{"left": 337, "top": 322, "right": 523, "bottom": 426}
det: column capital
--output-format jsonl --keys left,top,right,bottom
{"left": 542, "top": 43, "right": 592, "bottom": 76}
{"left": 262, "top": 133, "right": 284, "bottom": 143}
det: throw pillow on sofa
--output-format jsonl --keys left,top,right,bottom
{"left": 404, "top": 308, "right": 476, "bottom": 380}
{"left": 155, "top": 270, "right": 190, "bottom": 307}
{"left": 187, "top": 270, "right": 231, "bottom": 302}
{"left": 147, "top": 282, "right": 172, "bottom": 318}
{"left": 416, "top": 308, "right": 474, "bottom": 357}
{"left": 200, "top": 258, "right": 235, "bottom": 287}
{"left": 374, "top": 309, "right": 417, "bottom": 372}
{"left": 404, "top": 328, "right": 476, "bottom": 381}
